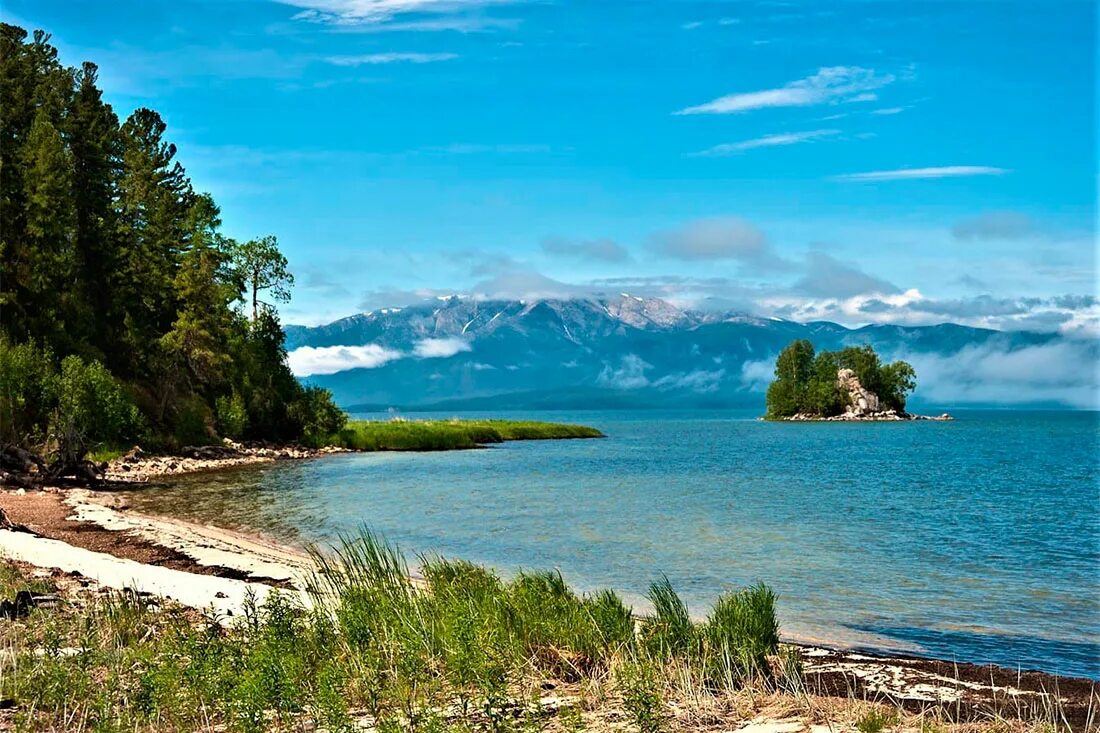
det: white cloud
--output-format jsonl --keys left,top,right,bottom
{"left": 597, "top": 355, "right": 652, "bottom": 389}
{"left": 691, "top": 129, "right": 840, "bottom": 156}
{"left": 676, "top": 66, "right": 894, "bottom": 115}
{"left": 871, "top": 106, "right": 905, "bottom": 115}
{"left": 901, "top": 342, "right": 1100, "bottom": 409}
{"left": 325, "top": 52, "right": 457, "bottom": 65}
{"left": 275, "top": 0, "right": 509, "bottom": 25}
{"left": 287, "top": 337, "right": 471, "bottom": 375}
{"left": 833, "top": 166, "right": 1009, "bottom": 182}
{"left": 413, "top": 337, "right": 472, "bottom": 358}
{"left": 759, "top": 288, "right": 1100, "bottom": 337}
{"left": 652, "top": 369, "right": 726, "bottom": 393}
{"left": 288, "top": 344, "right": 402, "bottom": 376}
{"left": 739, "top": 359, "right": 774, "bottom": 390}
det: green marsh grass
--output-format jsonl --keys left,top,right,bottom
{"left": 320, "top": 419, "right": 604, "bottom": 452}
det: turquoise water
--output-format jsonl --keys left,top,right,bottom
{"left": 126, "top": 410, "right": 1100, "bottom": 678}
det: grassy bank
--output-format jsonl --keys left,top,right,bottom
{"left": 0, "top": 529, "right": 781, "bottom": 732}
{"left": 0, "top": 532, "right": 1077, "bottom": 732}
{"left": 320, "top": 419, "right": 604, "bottom": 452}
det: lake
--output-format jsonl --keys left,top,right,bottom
{"left": 121, "top": 409, "right": 1100, "bottom": 679}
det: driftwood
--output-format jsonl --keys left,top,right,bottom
{"left": 0, "top": 443, "right": 106, "bottom": 489}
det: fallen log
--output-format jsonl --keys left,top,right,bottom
{"left": 0, "top": 443, "right": 106, "bottom": 489}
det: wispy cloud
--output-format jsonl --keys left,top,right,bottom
{"left": 833, "top": 166, "right": 1009, "bottom": 182}
{"left": 541, "top": 236, "right": 633, "bottom": 263}
{"left": 423, "top": 143, "right": 551, "bottom": 154}
{"left": 675, "top": 66, "right": 894, "bottom": 115}
{"left": 952, "top": 211, "right": 1036, "bottom": 241}
{"left": 412, "top": 337, "right": 471, "bottom": 358}
{"left": 871, "top": 106, "right": 905, "bottom": 115}
{"left": 275, "top": 0, "right": 514, "bottom": 28}
{"left": 648, "top": 217, "right": 794, "bottom": 272}
{"left": 691, "top": 129, "right": 840, "bottom": 156}
{"left": 325, "top": 52, "right": 457, "bottom": 65}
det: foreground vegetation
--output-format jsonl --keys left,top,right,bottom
{"left": 0, "top": 25, "right": 344, "bottom": 476}
{"left": 318, "top": 419, "right": 605, "bottom": 451}
{"left": 765, "top": 340, "right": 917, "bottom": 418}
{"left": 1, "top": 529, "right": 782, "bottom": 732}
{"left": 0, "top": 534, "right": 1077, "bottom": 733}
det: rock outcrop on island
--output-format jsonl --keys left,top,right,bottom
{"left": 783, "top": 368, "right": 952, "bottom": 422}
{"left": 837, "top": 368, "right": 880, "bottom": 417}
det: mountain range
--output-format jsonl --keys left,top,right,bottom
{"left": 284, "top": 295, "right": 1090, "bottom": 411}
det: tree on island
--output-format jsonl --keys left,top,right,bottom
{"left": 765, "top": 340, "right": 916, "bottom": 418}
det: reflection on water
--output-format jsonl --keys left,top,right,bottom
{"left": 121, "top": 409, "right": 1100, "bottom": 678}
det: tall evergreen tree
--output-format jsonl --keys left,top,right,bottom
{"left": 20, "top": 107, "right": 76, "bottom": 347}
{"left": 160, "top": 194, "right": 236, "bottom": 396}
{"left": 68, "top": 61, "right": 121, "bottom": 359}
{"left": 116, "top": 107, "right": 194, "bottom": 377}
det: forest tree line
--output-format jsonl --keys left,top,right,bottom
{"left": 0, "top": 24, "right": 344, "bottom": 464}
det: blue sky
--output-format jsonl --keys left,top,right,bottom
{"left": 4, "top": 0, "right": 1096, "bottom": 332}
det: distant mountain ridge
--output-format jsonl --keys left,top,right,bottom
{"left": 285, "top": 294, "right": 1075, "bottom": 410}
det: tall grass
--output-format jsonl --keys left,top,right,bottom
{"left": 1, "top": 530, "right": 780, "bottom": 731}
{"left": 318, "top": 419, "right": 604, "bottom": 451}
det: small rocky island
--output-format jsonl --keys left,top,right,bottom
{"left": 765, "top": 340, "right": 952, "bottom": 421}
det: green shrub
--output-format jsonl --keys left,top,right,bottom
{"left": 855, "top": 707, "right": 900, "bottom": 733}
{"left": 50, "top": 355, "right": 141, "bottom": 451}
{"left": 619, "top": 661, "right": 666, "bottom": 733}
{"left": 507, "top": 570, "right": 601, "bottom": 676}
{"left": 289, "top": 385, "right": 347, "bottom": 445}
{"left": 173, "top": 394, "right": 216, "bottom": 446}
{"left": 0, "top": 336, "right": 54, "bottom": 445}
{"left": 0, "top": 338, "right": 140, "bottom": 459}
{"left": 216, "top": 391, "right": 249, "bottom": 439}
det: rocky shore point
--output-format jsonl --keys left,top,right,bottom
{"left": 106, "top": 440, "right": 348, "bottom": 483}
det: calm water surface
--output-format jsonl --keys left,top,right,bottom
{"left": 124, "top": 410, "right": 1100, "bottom": 678}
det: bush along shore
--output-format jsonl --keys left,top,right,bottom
{"left": 0, "top": 529, "right": 1091, "bottom": 733}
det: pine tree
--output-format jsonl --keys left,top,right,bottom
{"left": 116, "top": 107, "right": 195, "bottom": 377}
{"left": 21, "top": 107, "right": 76, "bottom": 348}
{"left": 160, "top": 194, "right": 236, "bottom": 395}
{"left": 68, "top": 61, "right": 122, "bottom": 359}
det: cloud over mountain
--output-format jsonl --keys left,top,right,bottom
{"left": 649, "top": 217, "right": 793, "bottom": 271}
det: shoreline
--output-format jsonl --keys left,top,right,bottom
{"left": 1, "top": 477, "right": 1095, "bottom": 724}
{"left": 768, "top": 411, "right": 954, "bottom": 422}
